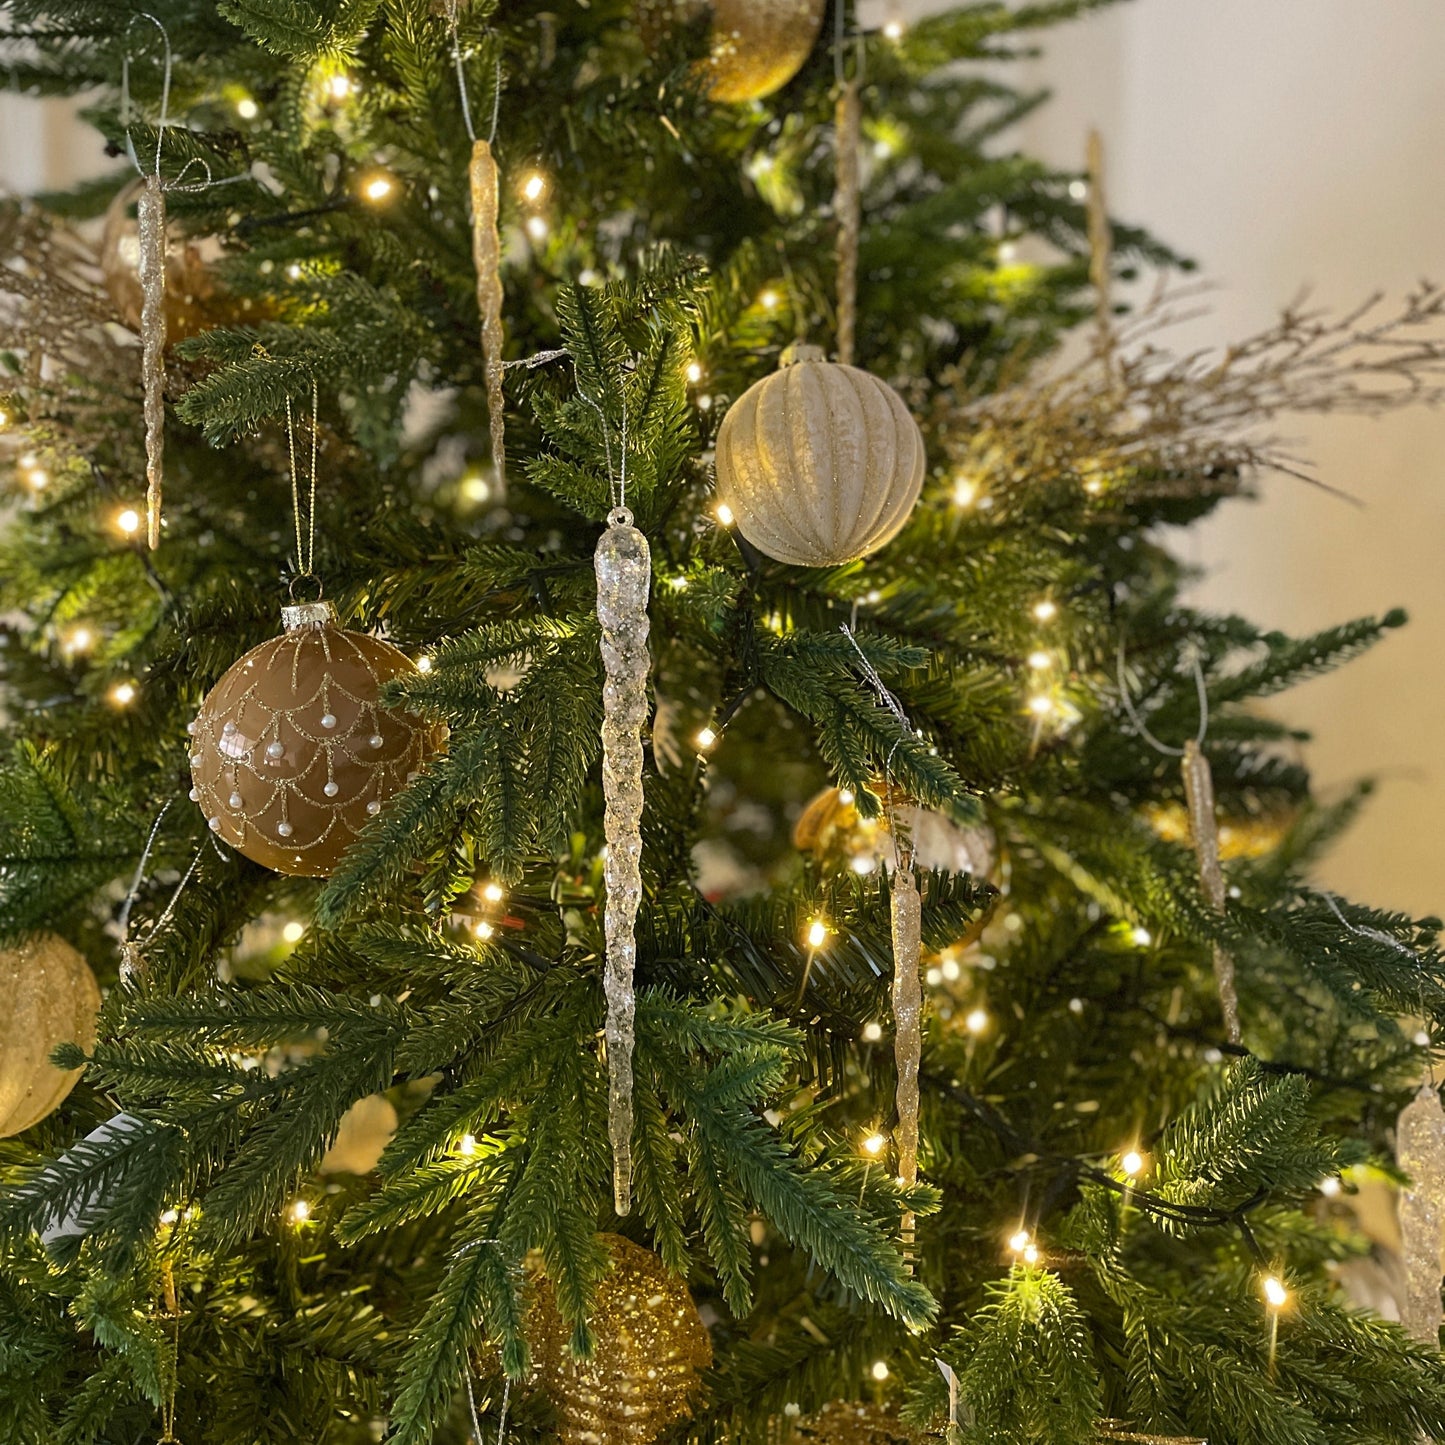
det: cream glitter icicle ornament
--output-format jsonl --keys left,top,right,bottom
{"left": 1397, "top": 1081, "right": 1445, "bottom": 1343}
{"left": 448, "top": 6, "right": 509, "bottom": 498}
{"left": 1182, "top": 737, "right": 1240, "bottom": 1044}
{"left": 137, "top": 172, "right": 166, "bottom": 548}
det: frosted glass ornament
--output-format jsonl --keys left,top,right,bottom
{"left": 715, "top": 345, "right": 926, "bottom": 567}
{"left": 595, "top": 510, "right": 652, "bottom": 1216}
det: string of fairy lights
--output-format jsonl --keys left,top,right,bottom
{"left": 0, "top": 15, "right": 1360, "bottom": 1402}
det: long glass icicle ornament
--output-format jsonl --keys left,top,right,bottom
{"left": 1181, "top": 738, "right": 1240, "bottom": 1044}
{"left": 595, "top": 504, "right": 651, "bottom": 1215}
{"left": 469, "top": 138, "right": 508, "bottom": 498}
{"left": 1397, "top": 1081, "right": 1445, "bottom": 1343}
{"left": 137, "top": 167, "right": 167, "bottom": 548}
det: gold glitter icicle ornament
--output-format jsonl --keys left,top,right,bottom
{"left": 634, "top": 0, "right": 827, "bottom": 104}
{"left": 834, "top": 75, "right": 862, "bottom": 366}
{"left": 0, "top": 934, "right": 101, "bottom": 1138}
{"left": 525, "top": 1234, "right": 712, "bottom": 1443}
{"left": 188, "top": 600, "right": 444, "bottom": 877}
{"left": 715, "top": 344, "right": 925, "bottom": 567}
{"left": 1396, "top": 1081, "right": 1445, "bottom": 1343}
{"left": 469, "top": 137, "right": 508, "bottom": 498}
{"left": 137, "top": 171, "right": 166, "bottom": 549}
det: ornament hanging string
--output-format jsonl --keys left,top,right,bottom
{"left": 118, "top": 805, "right": 205, "bottom": 985}
{"left": 446, "top": 1, "right": 510, "bottom": 499}
{"left": 285, "top": 377, "right": 321, "bottom": 584}
{"left": 1116, "top": 641, "right": 1240, "bottom": 1043}
{"left": 841, "top": 623, "right": 924, "bottom": 1252}
{"left": 120, "top": 14, "right": 245, "bottom": 551}
{"left": 465, "top": 1366, "right": 510, "bottom": 1445}
{"left": 586, "top": 370, "right": 649, "bottom": 1215}
{"left": 832, "top": 9, "right": 865, "bottom": 365}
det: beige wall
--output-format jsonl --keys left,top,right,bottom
{"left": 7, "top": 7, "right": 1445, "bottom": 913}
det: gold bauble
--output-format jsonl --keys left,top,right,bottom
{"left": 794, "top": 785, "right": 996, "bottom": 879}
{"left": 790, "top": 1400, "right": 924, "bottom": 1443}
{"left": 526, "top": 1233, "right": 712, "bottom": 1443}
{"left": 1143, "top": 800, "right": 1294, "bottom": 861}
{"left": 635, "top": 0, "right": 826, "bottom": 103}
{"left": 188, "top": 600, "right": 444, "bottom": 877}
{"left": 0, "top": 934, "right": 101, "bottom": 1138}
{"left": 100, "top": 178, "right": 267, "bottom": 342}
{"left": 716, "top": 345, "right": 926, "bottom": 567}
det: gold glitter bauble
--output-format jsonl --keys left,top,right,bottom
{"left": 188, "top": 601, "right": 444, "bottom": 877}
{"left": 635, "top": 0, "right": 826, "bottom": 104}
{"left": 0, "top": 934, "right": 101, "bottom": 1138}
{"left": 790, "top": 1400, "right": 924, "bottom": 1443}
{"left": 716, "top": 345, "right": 926, "bottom": 567}
{"left": 1144, "top": 799, "right": 1295, "bottom": 861}
{"left": 526, "top": 1234, "right": 712, "bottom": 1443}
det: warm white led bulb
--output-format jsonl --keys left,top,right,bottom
{"left": 522, "top": 171, "right": 546, "bottom": 202}
{"left": 870, "top": 1360, "right": 890, "bottom": 1381}
{"left": 1130, "top": 926, "right": 1153, "bottom": 947}
{"left": 862, "top": 1132, "right": 887, "bottom": 1156}
{"left": 965, "top": 1007, "right": 989, "bottom": 1035}
{"left": 459, "top": 1133, "right": 478, "bottom": 1156}
{"left": 882, "top": 19, "right": 904, "bottom": 40}
{"left": 108, "top": 681, "right": 137, "bottom": 707}
{"left": 1263, "top": 1275, "right": 1288, "bottom": 1309}
{"left": 685, "top": 361, "right": 703, "bottom": 384}
{"left": 525, "top": 215, "right": 549, "bottom": 242}
{"left": 1028, "top": 694, "right": 1054, "bottom": 718}
{"left": 326, "top": 72, "right": 353, "bottom": 101}
{"left": 806, "top": 919, "right": 828, "bottom": 949}
{"left": 1319, "top": 1176, "right": 1342, "bottom": 1197}
{"left": 1008, "top": 1229, "right": 1031, "bottom": 1253}
{"left": 474, "top": 921, "right": 494, "bottom": 940}
{"left": 289, "top": 1198, "right": 311, "bottom": 1224}
{"left": 759, "top": 289, "right": 780, "bottom": 310}
{"left": 1120, "top": 1149, "right": 1145, "bottom": 1178}
{"left": 715, "top": 502, "right": 735, "bottom": 527}
{"left": 952, "top": 476, "right": 977, "bottom": 508}
{"left": 237, "top": 96, "right": 259, "bottom": 120}
{"left": 1032, "top": 599, "right": 1058, "bottom": 623}
{"left": 695, "top": 726, "right": 717, "bottom": 751}
{"left": 363, "top": 174, "right": 394, "bottom": 202}
{"left": 483, "top": 883, "right": 505, "bottom": 903}
{"left": 281, "top": 921, "right": 305, "bottom": 944}
{"left": 1027, "top": 650, "right": 1051, "bottom": 671}
{"left": 861, "top": 1021, "right": 883, "bottom": 1042}
{"left": 116, "top": 507, "right": 141, "bottom": 536}
{"left": 1022, "top": 1244, "right": 1040, "bottom": 1265}
{"left": 415, "top": 654, "right": 432, "bottom": 673}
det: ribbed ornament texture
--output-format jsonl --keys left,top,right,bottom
{"left": 0, "top": 934, "right": 101, "bottom": 1138}
{"left": 715, "top": 349, "right": 926, "bottom": 567}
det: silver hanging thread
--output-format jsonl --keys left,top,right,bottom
{"left": 1118, "top": 643, "right": 1241, "bottom": 1044}
{"left": 833, "top": 73, "right": 862, "bottom": 365}
{"left": 842, "top": 625, "right": 923, "bottom": 1249}
{"left": 449, "top": 6, "right": 509, "bottom": 499}
{"left": 592, "top": 395, "right": 649, "bottom": 1216}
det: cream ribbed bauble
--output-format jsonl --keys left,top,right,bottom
{"left": 635, "top": 0, "right": 826, "bottom": 103}
{"left": 188, "top": 601, "right": 444, "bottom": 878}
{"left": 0, "top": 934, "right": 101, "bottom": 1138}
{"left": 715, "top": 345, "right": 926, "bottom": 567}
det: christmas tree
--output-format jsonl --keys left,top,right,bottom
{"left": 5, "top": 2, "right": 1445, "bottom": 1442}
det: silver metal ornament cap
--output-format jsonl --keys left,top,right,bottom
{"left": 280, "top": 599, "right": 337, "bottom": 632}
{"left": 780, "top": 341, "right": 827, "bottom": 367}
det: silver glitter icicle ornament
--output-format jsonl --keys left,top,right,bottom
{"left": 1182, "top": 738, "right": 1241, "bottom": 1045}
{"left": 595, "top": 505, "right": 652, "bottom": 1215}
{"left": 1397, "top": 1081, "right": 1445, "bottom": 1343}
{"left": 890, "top": 847, "right": 923, "bottom": 1249}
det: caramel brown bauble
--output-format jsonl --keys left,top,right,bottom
{"left": 0, "top": 933, "right": 101, "bottom": 1138}
{"left": 526, "top": 1233, "right": 712, "bottom": 1443}
{"left": 188, "top": 601, "right": 443, "bottom": 878}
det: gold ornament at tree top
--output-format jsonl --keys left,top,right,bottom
{"left": 716, "top": 345, "right": 926, "bottom": 567}
{"left": 0, "top": 934, "right": 101, "bottom": 1138}
{"left": 635, "top": 0, "right": 826, "bottom": 104}
{"left": 188, "top": 600, "right": 444, "bottom": 878}
{"left": 525, "top": 1233, "right": 712, "bottom": 1443}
